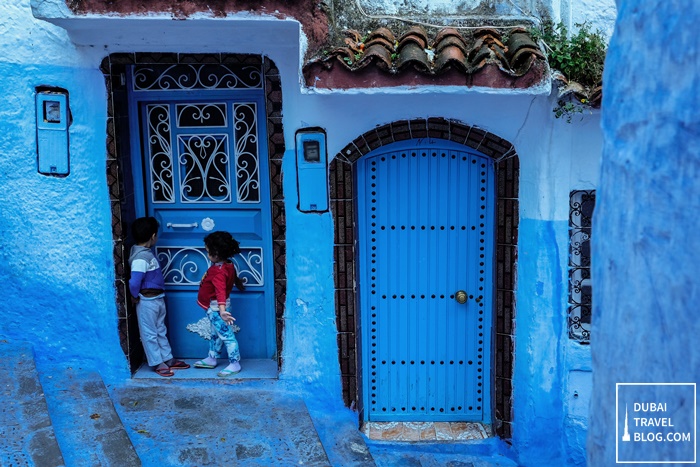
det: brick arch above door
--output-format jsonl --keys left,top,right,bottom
{"left": 330, "top": 119, "right": 518, "bottom": 438}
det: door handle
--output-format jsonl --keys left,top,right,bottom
{"left": 166, "top": 222, "right": 199, "bottom": 229}
{"left": 455, "top": 290, "right": 468, "bottom": 304}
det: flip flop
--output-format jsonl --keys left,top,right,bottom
{"left": 168, "top": 360, "right": 190, "bottom": 370}
{"left": 217, "top": 362, "right": 241, "bottom": 377}
{"left": 217, "top": 368, "right": 240, "bottom": 377}
{"left": 193, "top": 360, "right": 216, "bottom": 369}
{"left": 155, "top": 367, "right": 174, "bottom": 377}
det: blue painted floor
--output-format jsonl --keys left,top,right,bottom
{"left": 1, "top": 341, "right": 519, "bottom": 466}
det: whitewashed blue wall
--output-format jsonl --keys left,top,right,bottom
{"left": 0, "top": 1, "right": 614, "bottom": 465}
{"left": 0, "top": 1, "right": 128, "bottom": 383}
{"left": 589, "top": 0, "right": 700, "bottom": 464}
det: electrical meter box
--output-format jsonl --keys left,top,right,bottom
{"left": 36, "top": 90, "right": 69, "bottom": 176}
{"left": 295, "top": 129, "right": 328, "bottom": 212}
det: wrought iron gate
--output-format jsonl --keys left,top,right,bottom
{"left": 357, "top": 139, "right": 494, "bottom": 422}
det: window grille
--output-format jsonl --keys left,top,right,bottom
{"left": 568, "top": 190, "right": 595, "bottom": 342}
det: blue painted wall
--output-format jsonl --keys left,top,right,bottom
{"left": 0, "top": 41, "right": 129, "bottom": 382}
{"left": 279, "top": 148, "right": 339, "bottom": 397}
{"left": 1, "top": 1, "right": 616, "bottom": 464}
{"left": 589, "top": 0, "right": 700, "bottom": 464}
{"left": 512, "top": 219, "right": 567, "bottom": 465}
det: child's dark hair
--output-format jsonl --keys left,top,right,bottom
{"left": 132, "top": 217, "right": 159, "bottom": 244}
{"left": 204, "top": 231, "right": 241, "bottom": 260}
{"left": 204, "top": 231, "right": 245, "bottom": 291}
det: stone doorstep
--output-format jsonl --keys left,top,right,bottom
{"left": 362, "top": 421, "right": 492, "bottom": 441}
{"left": 132, "top": 358, "right": 277, "bottom": 380}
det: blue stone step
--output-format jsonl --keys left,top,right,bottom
{"left": 35, "top": 360, "right": 141, "bottom": 466}
{"left": 0, "top": 341, "right": 64, "bottom": 466}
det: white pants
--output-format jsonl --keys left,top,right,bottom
{"left": 135, "top": 296, "right": 173, "bottom": 366}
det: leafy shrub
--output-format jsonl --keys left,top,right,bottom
{"left": 531, "top": 20, "right": 607, "bottom": 87}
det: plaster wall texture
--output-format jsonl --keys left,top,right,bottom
{"left": 354, "top": 0, "right": 616, "bottom": 38}
{"left": 3, "top": 1, "right": 607, "bottom": 464}
{"left": 589, "top": 0, "right": 700, "bottom": 464}
{"left": 0, "top": 2, "right": 129, "bottom": 384}
{"left": 356, "top": 0, "right": 533, "bottom": 18}
{"left": 570, "top": 0, "right": 617, "bottom": 38}
{"left": 546, "top": 0, "right": 616, "bottom": 38}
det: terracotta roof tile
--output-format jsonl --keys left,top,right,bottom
{"left": 304, "top": 25, "right": 548, "bottom": 90}
{"left": 433, "top": 28, "right": 466, "bottom": 47}
{"left": 395, "top": 41, "right": 430, "bottom": 73}
{"left": 366, "top": 27, "right": 396, "bottom": 44}
{"left": 397, "top": 26, "right": 430, "bottom": 49}
{"left": 588, "top": 85, "right": 602, "bottom": 106}
{"left": 362, "top": 43, "right": 394, "bottom": 71}
{"left": 434, "top": 35, "right": 468, "bottom": 55}
{"left": 506, "top": 29, "right": 545, "bottom": 74}
{"left": 434, "top": 44, "right": 469, "bottom": 74}
{"left": 553, "top": 72, "right": 603, "bottom": 108}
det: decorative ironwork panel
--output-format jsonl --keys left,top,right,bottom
{"left": 234, "top": 247, "right": 264, "bottom": 287}
{"left": 233, "top": 103, "right": 260, "bottom": 203}
{"left": 176, "top": 103, "right": 227, "bottom": 128}
{"left": 568, "top": 190, "right": 596, "bottom": 342}
{"left": 146, "top": 104, "right": 174, "bottom": 203}
{"left": 157, "top": 247, "right": 209, "bottom": 286}
{"left": 132, "top": 64, "right": 263, "bottom": 91}
{"left": 157, "top": 246, "right": 263, "bottom": 287}
{"left": 178, "top": 134, "right": 231, "bottom": 203}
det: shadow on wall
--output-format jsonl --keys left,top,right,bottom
{"left": 0, "top": 262, "right": 128, "bottom": 381}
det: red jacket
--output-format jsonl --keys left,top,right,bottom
{"left": 197, "top": 261, "right": 237, "bottom": 310}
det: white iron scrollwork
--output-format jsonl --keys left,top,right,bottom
{"left": 158, "top": 246, "right": 263, "bottom": 287}
{"left": 157, "top": 247, "right": 208, "bottom": 286}
{"left": 176, "top": 103, "right": 227, "bottom": 128}
{"left": 233, "top": 103, "right": 260, "bottom": 203}
{"left": 178, "top": 134, "right": 231, "bottom": 203}
{"left": 133, "top": 64, "right": 263, "bottom": 91}
{"left": 147, "top": 104, "right": 174, "bottom": 203}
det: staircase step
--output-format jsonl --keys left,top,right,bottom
{"left": 0, "top": 342, "right": 64, "bottom": 467}
{"left": 38, "top": 363, "right": 141, "bottom": 466}
{"left": 304, "top": 396, "right": 375, "bottom": 466}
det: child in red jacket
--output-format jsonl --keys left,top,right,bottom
{"left": 193, "top": 231, "right": 245, "bottom": 377}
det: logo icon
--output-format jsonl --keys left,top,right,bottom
{"left": 622, "top": 404, "right": 631, "bottom": 442}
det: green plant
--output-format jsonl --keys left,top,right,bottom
{"left": 553, "top": 100, "right": 585, "bottom": 123}
{"left": 531, "top": 20, "right": 607, "bottom": 87}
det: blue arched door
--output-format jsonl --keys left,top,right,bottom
{"left": 127, "top": 64, "right": 276, "bottom": 360}
{"left": 357, "top": 139, "right": 494, "bottom": 422}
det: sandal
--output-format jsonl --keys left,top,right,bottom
{"left": 155, "top": 366, "right": 174, "bottom": 377}
{"left": 217, "top": 361, "right": 241, "bottom": 377}
{"left": 193, "top": 360, "right": 217, "bottom": 369}
{"left": 168, "top": 360, "right": 190, "bottom": 370}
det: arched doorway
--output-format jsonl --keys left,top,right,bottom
{"left": 357, "top": 139, "right": 495, "bottom": 422}
{"left": 330, "top": 119, "right": 518, "bottom": 437}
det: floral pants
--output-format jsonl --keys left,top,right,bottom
{"left": 206, "top": 301, "right": 241, "bottom": 363}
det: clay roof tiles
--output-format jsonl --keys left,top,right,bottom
{"left": 554, "top": 72, "right": 603, "bottom": 108}
{"left": 304, "top": 25, "right": 548, "bottom": 90}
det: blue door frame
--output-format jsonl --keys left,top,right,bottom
{"left": 357, "top": 139, "right": 495, "bottom": 422}
{"left": 126, "top": 65, "right": 276, "bottom": 360}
